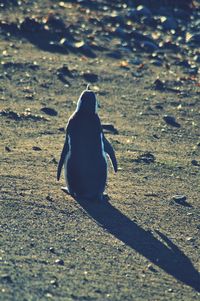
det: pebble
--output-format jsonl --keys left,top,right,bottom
{"left": 57, "top": 65, "right": 74, "bottom": 78}
{"left": 191, "top": 160, "right": 200, "bottom": 167}
{"left": 32, "top": 146, "right": 42, "bottom": 151}
{"left": 55, "top": 259, "right": 64, "bottom": 266}
{"left": 163, "top": 115, "right": 181, "bottom": 128}
{"left": 150, "top": 59, "right": 162, "bottom": 66}
{"left": 134, "top": 152, "right": 155, "bottom": 164}
{"left": 172, "top": 195, "right": 192, "bottom": 207}
{"left": 40, "top": 107, "right": 58, "bottom": 116}
{"left": 1, "top": 274, "right": 13, "bottom": 284}
{"left": 0, "top": 109, "right": 48, "bottom": 121}
{"left": 83, "top": 72, "right": 98, "bottom": 83}
{"left": 49, "top": 247, "right": 56, "bottom": 253}
{"left": 186, "top": 33, "right": 200, "bottom": 45}
{"left": 153, "top": 79, "right": 165, "bottom": 90}
{"left": 5, "top": 146, "right": 11, "bottom": 152}
{"left": 50, "top": 279, "right": 59, "bottom": 287}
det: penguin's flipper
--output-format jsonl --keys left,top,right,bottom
{"left": 57, "top": 140, "right": 69, "bottom": 181}
{"left": 103, "top": 136, "right": 118, "bottom": 172}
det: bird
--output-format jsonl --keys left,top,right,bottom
{"left": 57, "top": 85, "right": 117, "bottom": 201}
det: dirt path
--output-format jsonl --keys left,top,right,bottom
{"left": 1, "top": 1, "right": 200, "bottom": 300}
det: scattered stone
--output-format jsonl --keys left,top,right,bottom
{"left": 134, "top": 152, "right": 155, "bottom": 164}
{"left": 172, "top": 195, "right": 192, "bottom": 207}
{"left": 102, "top": 124, "right": 119, "bottom": 134}
{"left": 191, "top": 160, "right": 200, "bottom": 167}
{"left": 32, "top": 146, "right": 42, "bottom": 151}
{"left": 83, "top": 72, "right": 98, "bottom": 83}
{"left": 75, "top": 42, "right": 96, "bottom": 58}
{"left": 186, "top": 32, "right": 200, "bottom": 45}
{"left": 57, "top": 65, "right": 74, "bottom": 78}
{"left": 55, "top": 259, "right": 64, "bottom": 266}
{"left": 25, "top": 94, "right": 34, "bottom": 100}
{"left": 58, "top": 127, "right": 65, "bottom": 132}
{"left": 49, "top": 157, "right": 57, "bottom": 164}
{"left": 5, "top": 146, "right": 11, "bottom": 152}
{"left": 163, "top": 115, "right": 181, "bottom": 128}
{"left": 148, "top": 264, "right": 157, "bottom": 273}
{"left": 0, "top": 109, "right": 48, "bottom": 121}
{"left": 57, "top": 72, "right": 71, "bottom": 85}
{"left": 153, "top": 78, "right": 165, "bottom": 90}
{"left": 1, "top": 274, "right": 13, "bottom": 284}
{"left": 2, "top": 61, "right": 39, "bottom": 71}
{"left": 40, "top": 107, "right": 58, "bottom": 116}
{"left": 151, "top": 59, "right": 162, "bottom": 66}
{"left": 50, "top": 279, "right": 59, "bottom": 287}
{"left": 49, "top": 247, "right": 56, "bottom": 253}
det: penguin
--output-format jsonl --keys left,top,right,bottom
{"left": 57, "top": 85, "right": 117, "bottom": 201}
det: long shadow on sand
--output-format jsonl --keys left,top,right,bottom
{"left": 74, "top": 197, "right": 200, "bottom": 292}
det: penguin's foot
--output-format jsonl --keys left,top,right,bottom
{"left": 102, "top": 193, "right": 110, "bottom": 202}
{"left": 61, "top": 187, "right": 74, "bottom": 196}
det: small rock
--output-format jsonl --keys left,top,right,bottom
{"left": 153, "top": 78, "right": 165, "bottom": 90}
{"left": 49, "top": 157, "right": 57, "bottom": 164}
{"left": 32, "top": 146, "right": 42, "bottom": 151}
{"left": 134, "top": 152, "right": 155, "bottom": 164}
{"left": 151, "top": 59, "right": 162, "bottom": 66}
{"left": 74, "top": 41, "right": 96, "bottom": 58}
{"left": 163, "top": 115, "right": 181, "bottom": 128}
{"left": 49, "top": 247, "right": 56, "bottom": 253}
{"left": 50, "top": 279, "right": 59, "bottom": 287}
{"left": 148, "top": 264, "right": 157, "bottom": 273}
{"left": 55, "top": 259, "right": 64, "bottom": 266}
{"left": 172, "top": 195, "right": 192, "bottom": 207}
{"left": 1, "top": 275, "right": 13, "bottom": 284}
{"left": 5, "top": 146, "right": 11, "bottom": 152}
{"left": 25, "top": 94, "right": 34, "bottom": 100}
{"left": 57, "top": 65, "right": 74, "bottom": 78}
{"left": 191, "top": 160, "right": 200, "bottom": 167}
{"left": 46, "top": 195, "right": 54, "bottom": 202}
{"left": 186, "top": 32, "right": 200, "bottom": 45}
{"left": 0, "top": 109, "right": 48, "bottom": 121}
{"left": 58, "top": 127, "right": 65, "bottom": 132}
{"left": 83, "top": 72, "right": 98, "bottom": 83}
{"left": 40, "top": 107, "right": 58, "bottom": 116}
{"left": 0, "top": 109, "right": 20, "bottom": 120}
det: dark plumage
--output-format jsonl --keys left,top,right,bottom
{"left": 57, "top": 86, "right": 117, "bottom": 201}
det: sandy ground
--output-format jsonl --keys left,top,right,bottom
{"left": 0, "top": 1, "right": 200, "bottom": 300}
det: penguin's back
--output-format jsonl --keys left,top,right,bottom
{"left": 65, "top": 112, "right": 107, "bottom": 198}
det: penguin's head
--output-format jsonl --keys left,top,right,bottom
{"left": 76, "top": 85, "right": 98, "bottom": 114}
